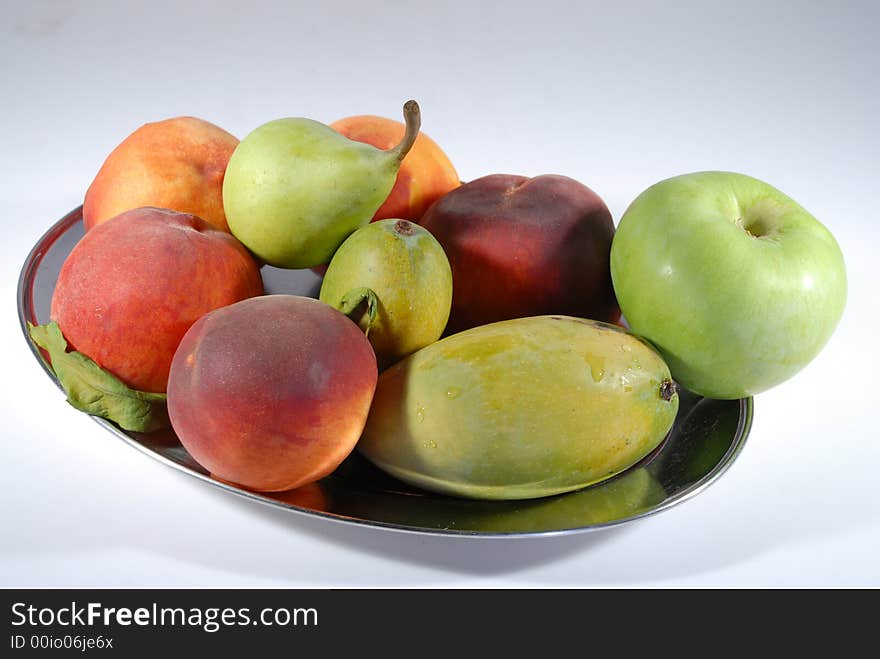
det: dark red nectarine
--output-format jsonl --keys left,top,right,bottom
{"left": 420, "top": 174, "right": 620, "bottom": 332}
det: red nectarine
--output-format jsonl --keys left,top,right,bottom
{"left": 420, "top": 174, "right": 620, "bottom": 333}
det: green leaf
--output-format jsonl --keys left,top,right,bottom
{"left": 338, "top": 287, "right": 379, "bottom": 337}
{"left": 28, "top": 321, "right": 170, "bottom": 433}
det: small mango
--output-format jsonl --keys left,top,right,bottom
{"left": 359, "top": 315, "right": 679, "bottom": 500}
{"left": 319, "top": 218, "right": 452, "bottom": 368}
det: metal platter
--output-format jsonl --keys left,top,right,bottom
{"left": 18, "top": 207, "right": 753, "bottom": 537}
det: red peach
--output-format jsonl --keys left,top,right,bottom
{"left": 167, "top": 295, "right": 378, "bottom": 492}
{"left": 50, "top": 207, "right": 264, "bottom": 393}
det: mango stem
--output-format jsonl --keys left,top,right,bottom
{"left": 338, "top": 287, "right": 379, "bottom": 337}
{"left": 389, "top": 100, "right": 421, "bottom": 163}
{"left": 660, "top": 378, "right": 678, "bottom": 401}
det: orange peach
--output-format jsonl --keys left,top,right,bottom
{"left": 50, "top": 207, "right": 264, "bottom": 393}
{"left": 331, "top": 114, "right": 460, "bottom": 222}
{"left": 83, "top": 117, "right": 238, "bottom": 232}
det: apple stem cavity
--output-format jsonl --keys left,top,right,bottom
{"left": 338, "top": 287, "right": 379, "bottom": 337}
{"left": 389, "top": 100, "right": 421, "bottom": 163}
{"left": 735, "top": 215, "right": 773, "bottom": 239}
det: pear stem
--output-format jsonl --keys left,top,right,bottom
{"left": 390, "top": 100, "right": 421, "bottom": 163}
{"left": 338, "top": 287, "right": 379, "bottom": 337}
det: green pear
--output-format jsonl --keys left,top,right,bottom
{"left": 223, "top": 101, "right": 421, "bottom": 268}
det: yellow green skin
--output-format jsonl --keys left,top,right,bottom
{"left": 359, "top": 315, "right": 679, "bottom": 500}
{"left": 319, "top": 219, "right": 452, "bottom": 369}
{"left": 222, "top": 118, "right": 399, "bottom": 268}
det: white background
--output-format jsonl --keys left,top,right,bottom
{"left": 2, "top": 1, "right": 877, "bottom": 587}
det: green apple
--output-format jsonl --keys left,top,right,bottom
{"left": 610, "top": 171, "right": 846, "bottom": 399}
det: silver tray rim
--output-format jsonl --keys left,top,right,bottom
{"left": 17, "top": 206, "right": 754, "bottom": 539}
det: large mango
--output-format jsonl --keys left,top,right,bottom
{"left": 359, "top": 316, "right": 679, "bottom": 500}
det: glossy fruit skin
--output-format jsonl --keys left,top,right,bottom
{"left": 611, "top": 171, "right": 847, "bottom": 399}
{"left": 222, "top": 118, "right": 398, "bottom": 269}
{"left": 319, "top": 219, "right": 452, "bottom": 368}
{"left": 167, "top": 295, "right": 378, "bottom": 492}
{"left": 50, "top": 207, "right": 263, "bottom": 393}
{"left": 359, "top": 316, "right": 679, "bottom": 500}
{"left": 420, "top": 174, "right": 620, "bottom": 333}
{"left": 331, "top": 115, "right": 460, "bottom": 222}
{"left": 83, "top": 117, "right": 238, "bottom": 232}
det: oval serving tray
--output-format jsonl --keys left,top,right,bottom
{"left": 18, "top": 207, "right": 753, "bottom": 537}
